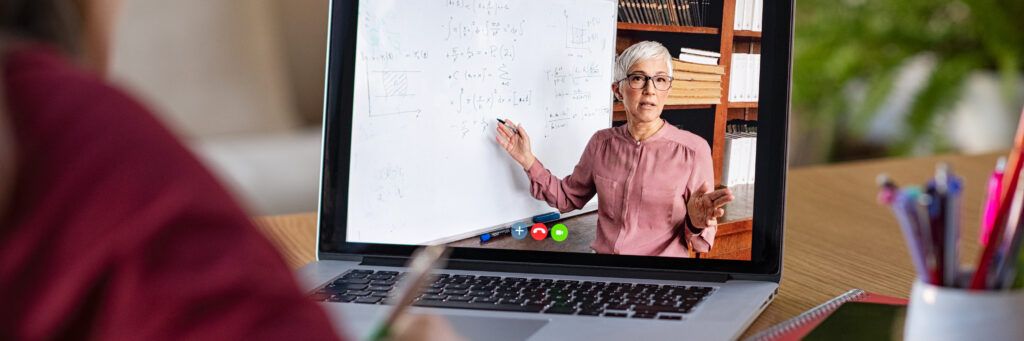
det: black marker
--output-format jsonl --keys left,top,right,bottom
{"left": 496, "top": 118, "right": 520, "bottom": 135}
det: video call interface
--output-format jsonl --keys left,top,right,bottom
{"left": 341, "top": 0, "right": 763, "bottom": 261}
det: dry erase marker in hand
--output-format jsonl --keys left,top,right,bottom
{"left": 496, "top": 118, "right": 519, "bottom": 135}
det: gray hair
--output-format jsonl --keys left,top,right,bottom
{"left": 613, "top": 41, "right": 673, "bottom": 83}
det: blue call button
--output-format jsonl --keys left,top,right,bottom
{"left": 510, "top": 222, "right": 529, "bottom": 240}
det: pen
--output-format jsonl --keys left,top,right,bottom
{"left": 496, "top": 118, "right": 519, "bottom": 135}
{"left": 934, "top": 164, "right": 961, "bottom": 287}
{"left": 972, "top": 109, "right": 1024, "bottom": 289}
{"left": 982, "top": 157, "right": 1007, "bottom": 245}
{"left": 480, "top": 227, "right": 512, "bottom": 244}
{"left": 878, "top": 175, "right": 930, "bottom": 282}
{"left": 369, "top": 245, "right": 451, "bottom": 341}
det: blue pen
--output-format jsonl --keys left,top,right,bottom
{"left": 533, "top": 212, "right": 561, "bottom": 223}
{"left": 898, "top": 189, "right": 932, "bottom": 284}
{"left": 479, "top": 228, "right": 512, "bottom": 244}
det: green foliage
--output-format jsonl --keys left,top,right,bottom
{"left": 792, "top": 0, "right": 1024, "bottom": 160}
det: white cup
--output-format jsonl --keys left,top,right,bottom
{"left": 904, "top": 280, "right": 1024, "bottom": 340}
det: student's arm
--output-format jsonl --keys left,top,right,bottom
{"left": 683, "top": 141, "right": 732, "bottom": 253}
{"left": 0, "top": 109, "right": 13, "bottom": 221}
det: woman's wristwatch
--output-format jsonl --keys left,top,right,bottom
{"left": 686, "top": 215, "right": 705, "bottom": 234}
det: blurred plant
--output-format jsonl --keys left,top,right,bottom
{"left": 792, "top": 0, "right": 1024, "bottom": 161}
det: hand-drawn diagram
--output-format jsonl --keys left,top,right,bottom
{"left": 367, "top": 69, "right": 423, "bottom": 117}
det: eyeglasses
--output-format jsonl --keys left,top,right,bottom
{"left": 618, "top": 74, "right": 673, "bottom": 91}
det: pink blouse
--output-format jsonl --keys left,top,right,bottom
{"left": 525, "top": 122, "right": 716, "bottom": 257}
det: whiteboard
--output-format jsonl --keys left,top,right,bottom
{"left": 347, "top": 0, "right": 617, "bottom": 245}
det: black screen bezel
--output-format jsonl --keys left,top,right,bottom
{"left": 317, "top": 0, "right": 792, "bottom": 280}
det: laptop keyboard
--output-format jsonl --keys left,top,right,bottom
{"left": 310, "top": 269, "right": 714, "bottom": 320}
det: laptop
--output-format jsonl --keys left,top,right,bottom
{"left": 299, "top": 0, "right": 793, "bottom": 340}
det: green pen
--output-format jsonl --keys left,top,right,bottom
{"left": 369, "top": 245, "right": 451, "bottom": 341}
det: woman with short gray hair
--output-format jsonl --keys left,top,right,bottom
{"left": 496, "top": 41, "right": 733, "bottom": 257}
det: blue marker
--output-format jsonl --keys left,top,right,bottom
{"left": 480, "top": 228, "right": 512, "bottom": 244}
{"left": 532, "top": 212, "right": 561, "bottom": 223}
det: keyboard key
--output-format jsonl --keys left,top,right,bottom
{"left": 472, "top": 297, "right": 499, "bottom": 304}
{"left": 414, "top": 300, "right": 545, "bottom": 313}
{"left": 447, "top": 296, "right": 472, "bottom": 302}
{"left": 420, "top": 294, "right": 447, "bottom": 301}
{"left": 658, "top": 315, "right": 683, "bottom": 321}
{"left": 346, "top": 290, "right": 371, "bottom": 297}
{"left": 336, "top": 278, "right": 370, "bottom": 285}
{"left": 355, "top": 296, "right": 383, "bottom": 304}
{"left": 604, "top": 312, "right": 628, "bottom": 318}
{"left": 544, "top": 306, "right": 578, "bottom": 314}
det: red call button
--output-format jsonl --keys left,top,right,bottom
{"left": 530, "top": 223, "right": 548, "bottom": 240}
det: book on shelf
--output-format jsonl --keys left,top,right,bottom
{"left": 672, "top": 79, "right": 721, "bottom": 90}
{"left": 674, "top": 71, "right": 722, "bottom": 82}
{"left": 668, "top": 89, "right": 721, "bottom": 98}
{"left": 678, "top": 47, "right": 720, "bottom": 65}
{"left": 728, "top": 53, "right": 760, "bottom": 102}
{"left": 672, "top": 59, "right": 725, "bottom": 75}
{"left": 733, "top": 0, "right": 763, "bottom": 32}
{"left": 666, "top": 57, "right": 723, "bottom": 105}
{"left": 618, "top": 0, "right": 711, "bottom": 27}
{"left": 663, "top": 97, "right": 721, "bottom": 105}
{"left": 722, "top": 120, "right": 757, "bottom": 187}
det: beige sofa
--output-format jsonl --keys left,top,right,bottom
{"left": 109, "top": 0, "right": 329, "bottom": 215}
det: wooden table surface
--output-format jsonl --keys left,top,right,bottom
{"left": 253, "top": 152, "right": 1001, "bottom": 339}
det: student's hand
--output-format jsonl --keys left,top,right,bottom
{"left": 687, "top": 184, "right": 733, "bottom": 229}
{"left": 390, "top": 314, "right": 465, "bottom": 341}
{"left": 495, "top": 118, "right": 536, "bottom": 170}
{"left": 0, "top": 112, "right": 14, "bottom": 219}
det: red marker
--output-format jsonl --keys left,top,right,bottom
{"left": 530, "top": 223, "right": 548, "bottom": 240}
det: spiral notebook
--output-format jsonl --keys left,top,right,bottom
{"left": 745, "top": 289, "right": 909, "bottom": 341}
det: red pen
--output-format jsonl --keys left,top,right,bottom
{"left": 981, "top": 158, "right": 1006, "bottom": 245}
{"left": 972, "top": 108, "right": 1024, "bottom": 289}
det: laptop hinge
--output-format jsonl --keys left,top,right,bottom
{"left": 360, "top": 256, "right": 730, "bottom": 283}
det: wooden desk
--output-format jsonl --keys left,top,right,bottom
{"left": 253, "top": 152, "right": 1000, "bottom": 339}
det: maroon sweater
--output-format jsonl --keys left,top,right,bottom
{"left": 0, "top": 47, "right": 340, "bottom": 340}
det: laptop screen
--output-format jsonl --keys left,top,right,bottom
{"left": 321, "top": 0, "right": 787, "bottom": 271}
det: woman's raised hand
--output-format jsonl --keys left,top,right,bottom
{"left": 686, "top": 183, "right": 734, "bottom": 229}
{"left": 495, "top": 118, "right": 536, "bottom": 170}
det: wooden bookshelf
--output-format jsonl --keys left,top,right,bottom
{"left": 734, "top": 30, "right": 762, "bottom": 38}
{"left": 728, "top": 101, "right": 758, "bottom": 109}
{"left": 612, "top": 103, "right": 713, "bottom": 121}
{"left": 728, "top": 108, "right": 759, "bottom": 121}
{"left": 616, "top": 22, "right": 720, "bottom": 35}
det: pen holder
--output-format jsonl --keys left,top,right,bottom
{"left": 904, "top": 280, "right": 1024, "bottom": 340}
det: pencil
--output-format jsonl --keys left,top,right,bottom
{"left": 369, "top": 245, "right": 451, "bottom": 341}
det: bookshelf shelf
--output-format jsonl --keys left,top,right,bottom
{"left": 728, "top": 101, "right": 758, "bottom": 109}
{"left": 734, "top": 30, "right": 762, "bottom": 38}
{"left": 616, "top": 22, "right": 719, "bottom": 35}
{"left": 612, "top": 103, "right": 714, "bottom": 122}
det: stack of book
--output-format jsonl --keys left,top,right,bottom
{"left": 722, "top": 120, "right": 757, "bottom": 187}
{"left": 728, "top": 53, "right": 760, "bottom": 103}
{"left": 617, "top": 0, "right": 712, "bottom": 27}
{"left": 734, "top": 0, "right": 763, "bottom": 32}
{"left": 668, "top": 48, "right": 723, "bottom": 105}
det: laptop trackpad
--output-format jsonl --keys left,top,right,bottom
{"left": 418, "top": 313, "right": 548, "bottom": 341}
